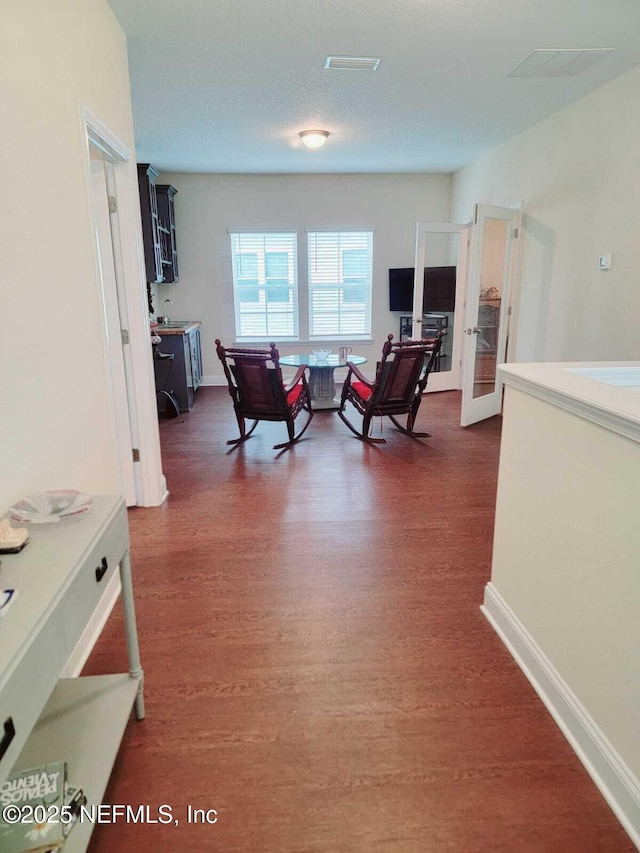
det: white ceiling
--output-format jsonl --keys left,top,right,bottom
{"left": 107, "top": 0, "right": 640, "bottom": 174}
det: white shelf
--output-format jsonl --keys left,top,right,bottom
{"left": 14, "top": 674, "right": 140, "bottom": 853}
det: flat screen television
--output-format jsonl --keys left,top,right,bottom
{"left": 388, "top": 268, "right": 414, "bottom": 312}
{"left": 389, "top": 266, "right": 456, "bottom": 314}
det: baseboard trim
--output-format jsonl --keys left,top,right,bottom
{"left": 201, "top": 375, "right": 227, "bottom": 387}
{"left": 61, "top": 571, "right": 122, "bottom": 678}
{"left": 482, "top": 582, "right": 640, "bottom": 850}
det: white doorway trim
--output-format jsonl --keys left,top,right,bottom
{"left": 81, "top": 106, "right": 166, "bottom": 506}
{"left": 89, "top": 153, "right": 136, "bottom": 503}
{"left": 505, "top": 205, "right": 524, "bottom": 364}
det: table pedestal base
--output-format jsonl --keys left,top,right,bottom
{"left": 308, "top": 366, "right": 340, "bottom": 410}
{"left": 279, "top": 355, "right": 366, "bottom": 411}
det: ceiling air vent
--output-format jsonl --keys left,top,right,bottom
{"left": 324, "top": 56, "right": 382, "bottom": 71}
{"left": 506, "top": 48, "right": 615, "bottom": 78}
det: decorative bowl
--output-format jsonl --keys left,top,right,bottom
{"left": 9, "top": 490, "right": 93, "bottom": 524}
{"left": 311, "top": 349, "right": 331, "bottom": 362}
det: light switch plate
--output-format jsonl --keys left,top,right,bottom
{"left": 598, "top": 253, "right": 613, "bottom": 270}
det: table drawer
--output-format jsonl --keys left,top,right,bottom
{"left": 60, "top": 510, "right": 127, "bottom": 655}
{"left": 0, "top": 614, "right": 67, "bottom": 783}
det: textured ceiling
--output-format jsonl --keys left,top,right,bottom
{"left": 107, "top": 0, "right": 640, "bottom": 174}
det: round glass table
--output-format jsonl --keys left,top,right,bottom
{"left": 280, "top": 353, "right": 367, "bottom": 410}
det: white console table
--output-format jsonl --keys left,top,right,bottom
{"left": 0, "top": 495, "right": 144, "bottom": 852}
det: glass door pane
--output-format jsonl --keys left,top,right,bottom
{"left": 423, "top": 232, "right": 459, "bottom": 377}
{"left": 472, "top": 217, "right": 509, "bottom": 398}
{"left": 413, "top": 222, "right": 469, "bottom": 394}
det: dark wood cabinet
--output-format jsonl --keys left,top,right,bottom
{"left": 156, "top": 185, "right": 179, "bottom": 283}
{"left": 399, "top": 314, "right": 447, "bottom": 342}
{"left": 475, "top": 297, "right": 500, "bottom": 383}
{"left": 156, "top": 325, "right": 202, "bottom": 413}
{"left": 399, "top": 314, "right": 449, "bottom": 371}
{"left": 137, "top": 163, "right": 163, "bottom": 284}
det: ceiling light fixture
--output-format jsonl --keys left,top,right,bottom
{"left": 299, "top": 130, "right": 330, "bottom": 149}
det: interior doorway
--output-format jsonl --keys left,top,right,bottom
{"left": 413, "top": 204, "right": 522, "bottom": 425}
{"left": 81, "top": 107, "right": 166, "bottom": 508}
{"left": 88, "top": 144, "right": 137, "bottom": 504}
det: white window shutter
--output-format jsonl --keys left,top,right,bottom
{"left": 230, "top": 232, "right": 298, "bottom": 340}
{"left": 307, "top": 231, "right": 373, "bottom": 338}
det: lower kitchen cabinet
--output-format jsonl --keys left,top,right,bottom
{"left": 155, "top": 323, "right": 202, "bottom": 413}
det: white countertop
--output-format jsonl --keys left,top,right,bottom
{"left": 499, "top": 361, "right": 640, "bottom": 445}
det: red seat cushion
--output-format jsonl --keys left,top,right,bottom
{"left": 286, "top": 383, "right": 304, "bottom": 405}
{"left": 351, "top": 381, "right": 372, "bottom": 401}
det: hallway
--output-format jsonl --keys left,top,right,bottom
{"left": 86, "top": 387, "right": 632, "bottom": 851}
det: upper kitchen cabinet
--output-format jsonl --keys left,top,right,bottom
{"left": 137, "top": 163, "right": 163, "bottom": 284}
{"left": 156, "top": 185, "right": 179, "bottom": 283}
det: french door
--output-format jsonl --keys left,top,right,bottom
{"left": 412, "top": 222, "right": 470, "bottom": 393}
{"left": 460, "top": 204, "right": 521, "bottom": 426}
{"left": 412, "top": 204, "right": 522, "bottom": 422}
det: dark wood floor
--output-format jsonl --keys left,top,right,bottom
{"left": 85, "top": 387, "right": 633, "bottom": 852}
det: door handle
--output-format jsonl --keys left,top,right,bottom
{"left": 0, "top": 717, "right": 16, "bottom": 762}
{"left": 95, "top": 556, "right": 108, "bottom": 583}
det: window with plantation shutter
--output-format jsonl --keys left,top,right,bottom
{"left": 307, "top": 231, "right": 373, "bottom": 338}
{"left": 230, "top": 232, "right": 298, "bottom": 340}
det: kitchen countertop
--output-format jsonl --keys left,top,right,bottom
{"left": 499, "top": 360, "right": 640, "bottom": 445}
{"left": 155, "top": 321, "right": 201, "bottom": 335}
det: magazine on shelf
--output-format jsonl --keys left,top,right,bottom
{"left": 37, "top": 782, "right": 87, "bottom": 852}
{"left": 61, "top": 783, "right": 87, "bottom": 839}
{"left": 0, "top": 762, "right": 66, "bottom": 853}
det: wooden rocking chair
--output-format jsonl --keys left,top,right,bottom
{"left": 338, "top": 333, "right": 443, "bottom": 444}
{"left": 215, "top": 340, "right": 314, "bottom": 450}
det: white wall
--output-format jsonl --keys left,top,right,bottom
{"left": 494, "top": 386, "right": 640, "bottom": 776}
{"left": 155, "top": 173, "right": 451, "bottom": 381}
{"left": 2, "top": 1, "right": 155, "bottom": 509}
{"left": 453, "top": 64, "right": 640, "bottom": 364}
{"left": 487, "top": 379, "right": 640, "bottom": 842}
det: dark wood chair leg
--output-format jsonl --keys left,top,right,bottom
{"left": 227, "top": 416, "right": 259, "bottom": 445}
{"left": 338, "top": 406, "right": 386, "bottom": 443}
{"left": 363, "top": 411, "right": 386, "bottom": 444}
{"left": 273, "top": 408, "right": 314, "bottom": 450}
{"left": 337, "top": 408, "right": 363, "bottom": 439}
{"left": 389, "top": 414, "right": 430, "bottom": 439}
{"left": 286, "top": 415, "right": 296, "bottom": 444}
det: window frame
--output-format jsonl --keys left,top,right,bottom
{"left": 228, "top": 228, "right": 375, "bottom": 344}
{"left": 229, "top": 230, "right": 300, "bottom": 342}
{"left": 307, "top": 229, "right": 374, "bottom": 341}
